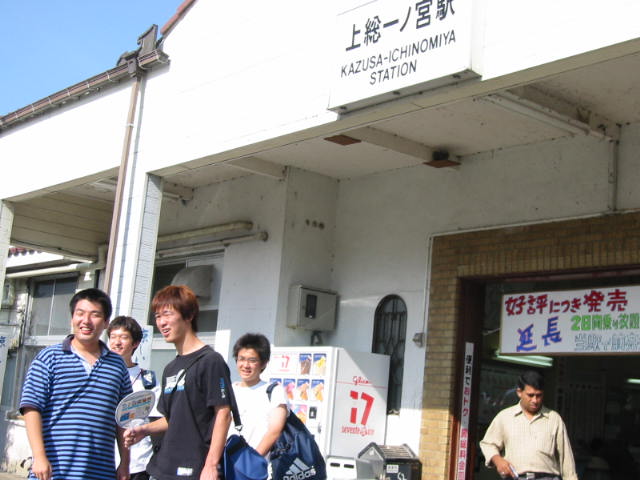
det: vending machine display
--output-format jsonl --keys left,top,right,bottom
{"left": 265, "top": 347, "right": 390, "bottom": 461}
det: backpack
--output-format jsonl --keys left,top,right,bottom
{"left": 267, "top": 383, "right": 327, "bottom": 480}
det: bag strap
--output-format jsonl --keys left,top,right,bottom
{"left": 227, "top": 378, "right": 243, "bottom": 432}
{"left": 168, "top": 347, "right": 243, "bottom": 444}
{"left": 165, "top": 350, "right": 208, "bottom": 418}
{"left": 266, "top": 382, "right": 278, "bottom": 401}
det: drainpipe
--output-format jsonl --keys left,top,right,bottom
{"left": 103, "top": 26, "right": 160, "bottom": 294}
{"left": 607, "top": 139, "right": 619, "bottom": 213}
{"left": 102, "top": 73, "right": 141, "bottom": 295}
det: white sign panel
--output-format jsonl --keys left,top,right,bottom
{"left": 329, "top": 0, "right": 478, "bottom": 111}
{"left": 330, "top": 351, "right": 389, "bottom": 457}
{"left": 455, "top": 342, "right": 473, "bottom": 480}
{"left": 132, "top": 325, "right": 154, "bottom": 370}
{"left": 501, "top": 286, "right": 640, "bottom": 354}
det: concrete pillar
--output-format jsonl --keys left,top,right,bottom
{"left": 109, "top": 173, "right": 163, "bottom": 368}
{"left": 0, "top": 201, "right": 15, "bottom": 306}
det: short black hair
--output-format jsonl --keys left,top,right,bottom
{"left": 232, "top": 333, "right": 271, "bottom": 365}
{"left": 69, "top": 288, "right": 112, "bottom": 320}
{"left": 107, "top": 316, "right": 143, "bottom": 345}
{"left": 517, "top": 370, "right": 544, "bottom": 391}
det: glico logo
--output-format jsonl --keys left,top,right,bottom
{"left": 352, "top": 375, "right": 371, "bottom": 386}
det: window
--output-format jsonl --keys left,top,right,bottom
{"left": 4, "top": 345, "right": 43, "bottom": 412}
{"left": 29, "top": 276, "right": 78, "bottom": 337}
{"left": 3, "top": 276, "right": 78, "bottom": 411}
{"left": 149, "top": 255, "right": 222, "bottom": 334}
{"left": 372, "top": 294, "right": 407, "bottom": 414}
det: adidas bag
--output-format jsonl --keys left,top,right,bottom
{"left": 268, "top": 384, "right": 327, "bottom": 480}
{"left": 223, "top": 434, "right": 268, "bottom": 480}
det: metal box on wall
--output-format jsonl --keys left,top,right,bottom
{"left": 287, "top": 285, "right": 337, "bottom": 331}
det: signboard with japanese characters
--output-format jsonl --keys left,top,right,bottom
{"left": 329, "top": 0, "right": 479, "bottom": 112}
{"left": 132, "top": 325, "right": 153, "bottom": 370}
{"left": 456, "top": 342, "right": 473, "bottom": 480}
{"left": 500, "top": 286, "right": 640, "bottom": 354}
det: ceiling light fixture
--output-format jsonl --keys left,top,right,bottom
{"left": 482, "top": 92, "right": 590, "bottom": 136}
{"left": 494, "top": 351, "right": 554, "bottom": 368}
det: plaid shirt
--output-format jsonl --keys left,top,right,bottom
{"left": 480, "top": 404, "right": 578, "bottom": 480}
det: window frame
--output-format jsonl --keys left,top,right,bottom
{"left": 372, "top": 294, "right": 408, "bottom": 415}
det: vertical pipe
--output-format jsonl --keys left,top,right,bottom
{"left": 607, "top": 139, "right": 619, "bottom": 213}
{"left": 0, "top": 201, "right": 15, "bottom": 305}
{"left": 103, "top": 74, "right": 141, "bottom": 294}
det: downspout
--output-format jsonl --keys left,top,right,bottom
{"left": 102, "top": 25, "right": 165, "bottom": 295}
{"left": 607, "top": 139, "right": 619, "bottom": 213}
{"left": 103, "top": 71, "right": 142, "bottom": 295}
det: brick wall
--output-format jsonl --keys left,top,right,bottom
{"left": 420, "top": 212, "right": 640, "bottom": 480}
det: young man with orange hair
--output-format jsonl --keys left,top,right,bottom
{"left": 125, "top": 285, "right": 232, "bottom": 480}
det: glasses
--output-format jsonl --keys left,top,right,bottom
{"left": 237, "top": 356, "right": 260, "bottom": 365}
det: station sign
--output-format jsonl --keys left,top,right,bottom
{"left": 329, "top": 0, "right": 479, "bottom": 112}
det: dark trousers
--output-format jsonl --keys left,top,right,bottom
{"left": 131, "top": 472, "right": 150, "bottom": 480}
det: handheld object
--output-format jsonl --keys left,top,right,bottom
{"left": 115, "top": 390, "right": 156, "bottom": 428}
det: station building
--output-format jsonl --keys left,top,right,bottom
{"left": 2, "top": 1, "right": 640, "bottom": 478}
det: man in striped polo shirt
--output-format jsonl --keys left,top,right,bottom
{"left": 20, "top": 288, "right": 132, "bottom": 480}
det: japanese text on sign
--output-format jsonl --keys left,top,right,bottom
{"left": 500, "top": 286, "right": 640, "bottom": 354}
{"left": 330, "top": 0, "right": 476, "bottom": 111}
{"left": 456, "top": 342, "right": 473, "bottom": 480}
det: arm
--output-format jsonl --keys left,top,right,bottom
{"left": 200, "top": 405, "right": 231, "bottom": 480}
{"left": 557, "top": 419, "right": 579, "bottom": 480}
{"left": 479, "top": 414, "right": 517, "bottom": 478}
{"left": 23, "top": 408, "right": 52, "bottom": 480}
{"left": 255, "top": 404, "right": 288, "bottom": 456}
{"left": 124, "top": 417, "right": 168, "bottom": 448}
{"left": 115, "top": 426, "right": 130, "bottom": 480}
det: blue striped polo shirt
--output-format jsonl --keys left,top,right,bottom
{"left": 20, "top": 335, "right": 132, "bottom": 480}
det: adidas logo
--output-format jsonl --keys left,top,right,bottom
{"left": 283, "top": 458, "right": 317, "bottom": 480}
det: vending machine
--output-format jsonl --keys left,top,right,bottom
{"left": 265, "top": 347, "right": 390, "bottom": 479}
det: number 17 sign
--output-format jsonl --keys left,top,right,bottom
{"left": 330, "top": 350, "right": 390, "bottom": 458}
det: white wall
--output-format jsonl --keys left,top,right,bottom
{"left": 133, "top": 0, "right": 640, "bottom": 178}
{"left": 3, "top": 1, "right": 640, "bottom": 203}
{"left": 0, "top": 86, "right": 132, "bottom": 200}
{"left": 275, "top": 168, "right": 338, "bottom": 346}
{"left": 137, "top": 0, "right": 338, "bottom": 171}
{"left": 330, "top": 131, "right": 622, "bottom": 448}
{"left": 158, "top": 173, "right": 288, "bottom": 359}
{"left": 154, "top": 167, "right": 340, "bottom": 356}
{"left": 479, "top": 0, "right": 640, "bottom": 80}
{"left": 616, "top": 122, "right": 640, "bottom": 209}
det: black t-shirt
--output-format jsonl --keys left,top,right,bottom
{"left": 146, "top": 346, "right": 232, "bottom": 480}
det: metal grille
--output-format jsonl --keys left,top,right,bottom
{"left": 372, "top": 295, "right": 407, "bottom": 414}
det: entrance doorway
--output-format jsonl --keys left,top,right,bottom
{"left": 472, "top": 277, "right": 640, "bottom": 480}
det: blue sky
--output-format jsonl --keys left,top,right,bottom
{"left": 0, "top": 0, "right": 181, "bottom": 115}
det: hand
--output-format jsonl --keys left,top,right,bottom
{"left": 124, "top": 424, "right": 147, "bottom": 448}
{"left": 199, "top": 462, "right": 221, "bottom": 480}
{"left": 30, "top": 454, "right": 52, "bottom": 480}
{"left": 116, "top": 461, "right": 129, "bottom": 480}
{"left": 493, "top": 456, "right": 517, "bottom": 478}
